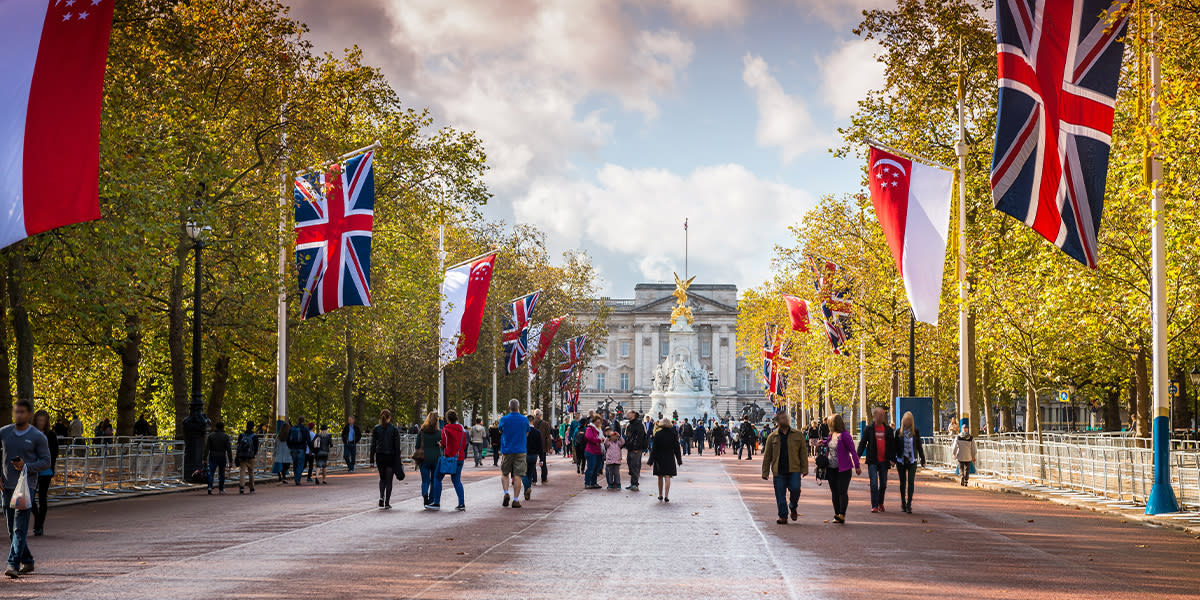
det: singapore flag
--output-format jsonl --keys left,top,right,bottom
{"left": 868, "top": 146, "right": 953, "bottom": 325}
{"left": 0, "top": 0, "right": 115, "bottom": 248}
{"left": 440, "top": 253, "right": 496, "bottom": 365}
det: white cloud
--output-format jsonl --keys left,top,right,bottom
{"left": 662, "top": 0, "right": 749, "bottom": 27}
{"left": 793, "top": 0, "right": 893, "bottom": 28}
{"left": 515, "top": 164, "right": 816, "bottom": 288}
{"left": 820, "top": 38, "right": 885, "bottom": 119}
{"left": 742, "top": 53, "right": 831, "bottom": 163}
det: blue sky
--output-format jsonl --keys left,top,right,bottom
{"left": 289, "top": 0, "right": 892, "bottom": 295}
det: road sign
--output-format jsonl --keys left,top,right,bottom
{"left": 1168, "top": 383, "right": 1178, "bottom": 397}
{"left": 1057, "top": 390, "right": 1070, "bottom": 403}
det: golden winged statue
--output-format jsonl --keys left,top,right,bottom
{"left": 670, "top": 272, "right": 696, "bottom": 325}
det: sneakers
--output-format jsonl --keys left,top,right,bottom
{"left": 510, "top": 500, "right": 522, "bottom": 508}
{"left": 502, "top": 493, "right": 511, "bottom": 507}
{"left": 879, "top": 504, "right": 886, "bottom": 513}
{"left": 524, "top": 487, "right": 531, "bottom": 501}
{"left": 4, "top": 565, "right": 18, "bottom": 579}
{"left": 870, "top": 506, "right": 880, "bottom": 513}
{"left": 630, "top": 485, "right": 639, "bottom": 492}
{"left": 455, "top": 505, "right": 466, "bottom": 511}
{"left": 18, "top": 564, "right": 33, "bottom": 574}
{"left": 428, "top": 503, "right": 441, "bottom": 511}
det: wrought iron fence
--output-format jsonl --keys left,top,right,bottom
{"left": 926, "top": 435, "right": 1200, "bottom": 511}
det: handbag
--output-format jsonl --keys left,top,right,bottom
{"left": 437, "top": 454, "right": 458, "bottom": 475}
{"left": 412, "top": 447, "right": 425, "bottom": 463}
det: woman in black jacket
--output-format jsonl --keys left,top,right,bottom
{"left": 32, "top": 410, "right": 57, "bottom": 536}
{"left": 647, "top": 418, "right": 683, "bottom": 502}
{"left": 370, "top": 409, "right": 401, "bottom": 509}
{"left": 893, "top": 411, "right": 926, "bottom": 513}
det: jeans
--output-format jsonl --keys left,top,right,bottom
{"left": 681, "top": 438, "right": 691, "bottom": 455}
{"left": 344, "top": 443, "right": 358, "bottom": 471}
{"left": 208, "top": 458, "right": 227, "bottom": 491}
{"left": 376, "top": 454, "right": 394, "bottom": 504}
{"left": 239, "top": 458, "right": 256, "bottom": 491}
{"left": 420, "top": 462, "right": 442, "bottom": 504}
{"left": 773, "top": 472, "right": 802, "bottom": 519}
{"left": 521, "top": 455, "right": 539, "bottom": 490}
{"left": 584, "top": 451, "right": 601, "bottom": 487}
{"left": 959, "top": 461, "right": 972, "bottom": 485}
{"left": 694, "top": 439, "right": 704, "bottom": 455}
{"left": 829, "top": 469, "right": 852, "bottom": 516}
{"left": 3, "top": 487, "right": 32, "bottom": 568}
{"left": 471, "top": 442, "right": 484, "bottom": 466}
{"left": 605, "top": 463, "right": 621, "bottom": 488}
{"left": 289, "top": 448, "right": 306, "bottom": 484}
{"left": 438, "top": 459, "right": 465, "bottom": 507}
{"left": 539, "top": 452, "right": 548, "bottom": 483}
{"left": 33, "top": 474, "right": 51, "bottom": 533}
{"left": 867, "top": 463, "right": 890, "bottom": 507}
{"left": 897, "top": 462, "right": 918, "bottom": 508}
{"left": 739, "top": 440, "right": 755, "bottom": 459}
{"left": 491, "top": 445, "right": 500, "bottom": 466}
{"left": 626, "top": 450, "right": 643, "bottom": 487}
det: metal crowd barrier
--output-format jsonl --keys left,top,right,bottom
{"left": 47, "top": 433, "right": 422, "bottom": 502}
{"left": 926, "top": 435, "right": 1200, "bottom": 511}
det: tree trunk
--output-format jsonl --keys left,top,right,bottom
{"left": 208, "top": 353, "right": 229, "bottom": 424}
{"left": 114, "top": 314, "right": 141, "bottom": 436}
{"left": 1134, "top": 345, "right": 1151, "bottom": 438}
{"left": 168, "top": 245, "right": 189, "bottom": 437}
{"left": 1173, "top": 365, "right": 1191, "bottom": 431}
{"left": 1103, "top": 387, "right": 1121, "bottom": 432}
{"left": 966, "top": 310, "right": 978, "bottom": 434}
{"left": 981, "top": 359, "right": 993, "bottom": 436}
{"left": 1026, "top": 379, "right": 1041, "bottom": 440}
{"left": 0, "top": 259, "right": 11, "bottom": 426}
{"left": 7, "top": 247, "right": 33, "bottom": 402}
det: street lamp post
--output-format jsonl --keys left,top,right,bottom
{"left": 181, "top": 220, "right": 211, "bottom": 483}
{"left": 1190, "top": 366, "right": 1200, "bottom": 431}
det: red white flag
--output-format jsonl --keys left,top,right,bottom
{"left": 528, "top": 316, "right": 565, "bottom": 374}
{"left": 781, "top": 294, "right": 809, "bottom": 333}
{"left": 0, "top": 0, "right": 115, "bottom": 248}
{"left": 868, "top": 146, "right": 953, "bottom": 325}
{"left": 440, "top": 253, "right": 496, "bottom": 365}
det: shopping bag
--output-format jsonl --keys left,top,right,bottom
{"left": 9, "top": 466, "right": 32, "bottom": 511}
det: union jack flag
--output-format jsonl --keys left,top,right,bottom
{"left": 990, "top": 0, "right": 1130, "bottom": 268}
{"left": 501, "top": 291, "right": 541, "bottom": 374}
{"left": 294, "top": 151, "right": 375, "bottom": 319}
{"left": 762, "top": 325, "right": 790, "bottom": 400}
{"left": 808, "top": 254, "right": 853, "bottom": 355}
{"left": 559, "top": 367, "right": 582, "bottom": 413}
{"left": 559, "top": 334, "right": 587, "bottom": 376}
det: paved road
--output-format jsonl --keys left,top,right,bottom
{"left": 4, "top": 453, "right": 1197, "bottom": 599}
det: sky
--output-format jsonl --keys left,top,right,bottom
{"left": 286, "top": 0, "right": 893, "bottom": 296}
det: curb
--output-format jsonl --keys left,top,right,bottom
{"left": 922, "top": 467, "right": 1200, "bottom": 538}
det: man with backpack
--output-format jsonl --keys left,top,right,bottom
{"left": 285, "top": 417, "right": 310, "bottom": 485}
{"left": 738, "top": 417, "right": 757, "bottom": 460}
{"left": 623, "top": 410, "right": 646, "bottom": 492}
{"left": 235, "top": 421, "right": 259, "bottom": 494}
{"left": 679, "top": 420, "right": 693, "bottom": 455}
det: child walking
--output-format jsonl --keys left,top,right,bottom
{"left": 602, "top": 427, "right": 624, "bottom": 490}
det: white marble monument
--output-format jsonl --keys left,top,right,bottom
{"left": 648, "top": 274, "right": 715, "bottom": 422}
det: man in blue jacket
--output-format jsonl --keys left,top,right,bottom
{"left": 498, "top": 399, "right": 530, "bottom": 508}
{"left": 1, "top": 399, "right": 51, "bottom": 578}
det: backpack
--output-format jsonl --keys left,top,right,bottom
{"left": 288, "top": 425, "right": 306, "bottom": 446}
{"left": 236, "top": 433, "right": 256, "bottom": 460}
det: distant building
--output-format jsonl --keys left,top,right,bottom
{"left": 573, "top": 282, "right": 759, "bottom": 419}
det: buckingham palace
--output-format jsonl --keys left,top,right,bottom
{"left": 572, "top": 282, "right": 761, "bottom": 419}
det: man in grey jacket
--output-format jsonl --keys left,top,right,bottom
{"left": 1, "top": 399, "right": 51, "bottom": 578}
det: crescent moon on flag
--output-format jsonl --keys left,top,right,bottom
{"left": 871, "top": 158, "right": 907, "bottom": 177}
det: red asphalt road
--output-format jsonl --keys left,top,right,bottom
{"left": 3, "top": 453, "right": 1198, "bottom": 599}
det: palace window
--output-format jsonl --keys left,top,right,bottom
{"left": 700, "top": 340, "right": 711, "bottom": 358}
{"left": 620, "top": 373, "right": 630, "bottom": 391}
{"left": 620, "top": 341, "right": 630, "bottom": 358}
{"left": 660, "top": 340, "right": 669, "bottom": 357}
{"left": 596, "top": 372, "right": 606, "bottom": 391}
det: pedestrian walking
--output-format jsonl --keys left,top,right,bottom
{"left": 951, "top": 425, "right": 977, "bottom": 486}
{"left": 894, "top": 411, "right": 925, "bottom": 513}
{"left": 648, "top": 418, "right": 682, "bottom": 502}
{"left": 2, "top": 399, "right": 50, "bottom": 579}
{"left": 67, "top": 413, "right": 83, "bottom": 443}
{"left": 416, "top": 412, "right": 443, "bottom": 510}
{"left": 285, "top": 417, "right": 310, "bottom": 485}
{"left": 521, "top": 418, "right": 543, "bottom": 501}
{"left": 488, "top": 421, "right": 502, "bottom": 467}
{"left": 679, "top": 420, "right": 693, "bottom": 455}
{"left": 602, "top": 426, "right": 624, "bottom": 490}
{"left": 370, "top": 409, "right": 402, "bottom": 509}
{"left": 623, "top": 410, "right": 646, "bottom": 492}
{"left": 273, "top": 422, "right": 294, "bottom": 483}
{"left": 498, "top": 399, "right": 529, "bottom": 508}
{"left": 204, "top": 422, "right": 234, "bottom": 495}
{"left": 738, "top": 417, "right": 757, "bottom": 460}
{"left": 341, "top": 416, "right": 361, "bottom": 472}
{"left": 822, "top": 414, "right": 860, "bottom": 524}
{"left": 583, "top": 415, "right": 604, "bottom": 489}
{"left": 691, "top": 421, "right": 705, "bottom": 456}
{"left": 30, "top": 410, "right": 56, "bottom": 537}
{"left": 573, "top": 416, "right": 587, "bottom": 474}
{"left": 235, "top": 421, "right": 259, "bottom": 494}
{"left": 305, "top": 421, "right": 318, "bottom": 482}
{"left": 532, "top": 409, "right": 552, "bottom": 484}
{"left": 313, "top": 424, "right": 333, "bottom": 485}
{"left": 761, "top": 412, "right": 808, "bottom": 525}
{"left": 439, "top": 410, "right": 468, "bottom": 511}
{"left": 856, "top": 406, "right": 897, "bottom": 513}
{"left": 469, "top": 417, "right": 486, "bottom": 467}
{"left": 133, "top": 414, "right": 151, "bottom": 437}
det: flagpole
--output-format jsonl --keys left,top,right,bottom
{"left": 684, "top": 218, "right": 688, "bottom": 279}
{"left": 955, "top": 72, "right": 971, "bottom": 435}
{"left": 858, "top": 207, "right": 868, "bottom": 438}
{"left": 438, "top": 222, "right": 446, "bottom": 418}
{"left": 275, "top": 103, "right": 289, "bottom": 426}
{"left": 1146, "top": 10, "right": 1179, "bottom": 515}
